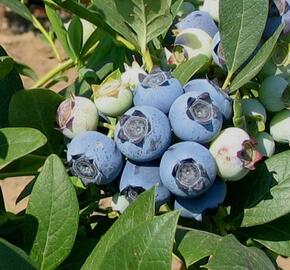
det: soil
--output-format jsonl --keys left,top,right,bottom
{"left": 0, "top": 7, "right": 290, "bottom": 270}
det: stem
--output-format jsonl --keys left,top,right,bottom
{"left": 98, "top": 122, "right": 113, "bottom": 129}
{"left": 32, "top": 58, "right": 74, "bottom": 88}
{"left": 222, "top": 73, "right": 233, "bottom": 89}
{"left": 32, "top": 16, "right": 62, "bottom": 62}
{"left": 98, "top": 121, "right": 116, "bottom": 138}
{"left": 142, "top": 47, "right": 153, "bottom": 72}
{"left": 107, "top": 128, "right": 115, "bottom": 138}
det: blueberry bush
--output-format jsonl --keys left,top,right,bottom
{"left": 1, "top": 0, "right": 290, "bottom": 269}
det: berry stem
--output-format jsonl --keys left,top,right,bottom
{"left": 142, "top": 47, "right": 153, "bottom": 72}
{"left": 32, "top": 58, "right": 75, "bottom": 88}
{"left": 222, "top": 72, "right": 232, "bottom": 89}
{"left": 32, "top": 15, "right": 62, "bottom": 62}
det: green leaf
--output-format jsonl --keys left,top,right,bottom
{"left": 51, "top": 0, "right": 116, "bottom": 40}
{"left": 0, "top": 238, "right": 37, "bottom": 270}
{"left": 93, "top": 0, "right": 172, "bottom": 52}
{"left": 205, "top": 235, "right": 276, "bottom": 270}
{"left": 16, "top": 178, "right": 35, "bottom": 204}
{"left": 176, "top": 228, "right": 222, "bottom": 267}
{"left": 171, "top": 0, "right": 184, "bottom": 18}
{"left": 25, "top": 154, "right": 79, "bottom": 270}
{"left": 220, "top": 0, "right": 268, "bottom": 77}
{"left": 245, "top": 214, "right": 290, "bottom": 257}
{"left": 171, "top": 55, "right": 209, "bottom": 85}
{"left": 45, "top": 2, "right": 73, "bottom": 59}
{"left": 93, "top": 211, "right": 179, "bottom": 270}
{"left": 67, "top": 16, "right": 83, "bottom": 60}
{"left": 230, "top": 24, "right": 284, "bottom": 90}
{"left": 0, "top": 154, "right": 45, "bottom": 179}
{"left": 0, "top": 56, "right": 14, "bottom": 80}
{"left": 0, "top": 46, "right": 23, "bottom": 128}
{"left": 229, "top": 150, "right": 290, "bottom": 227}
{"left": 81, "top": 187, "right": 156, "bottom": 270}
{"left": 9, "top": 89, "right": 64, "bottom": 155}
{"left": 0, "top": 128, "right": 47, "bottom": 169}
{"left": 15, "top": 62, "right": 38, "bottom": 81}
{"left": 0, "top": 0, "right": 33, "bottom": 22}
{"left": 58, "top": 238, "right": 98, "bottom": 270}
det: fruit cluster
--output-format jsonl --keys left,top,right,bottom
{"left": 55, "top": 0, "right": 290, "bottom": 222}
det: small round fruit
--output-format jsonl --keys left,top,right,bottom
{"left": 174, "top": 178, "right": 226, "bottom": 221}
{"left": 133, "top": 69, "right": 183, "bottom": 114}
{"left": 56, "top": 96, "right": 99, "bottom": 139}
{"left": 176, "top": 2, "right": 195, "bottom": 18}
{"left": 259, "top": 76, "right": 289, "bottom": 112}
{"left": 67, "top": 131, "right": 124, "bottom": 185}
{"left": 93, "top": 80, "right": 133, "bottom": 117}
{"left": 200, "top": 0, "right": 219, "bottom": 22}
{"left": 174, "top": 28, "right": 213, "bottom": 60}
{"left": 169, "top": 92, "right": 223, "bottom": 143}
{"left": 241, "top": 98, "right": 267, "bottom": 123}
{"left": 160, "top": 141, "right": 217, "bottom": 198}
{"left": 270, "top": 109, "right": 290, "bottom": 144}
{"left": 175, "top": 11, "right": 218, "bottom": 38}
{"left": 255, "top": 132, "right": 275, "bottom": 157}
{"left": 119, "top": 160, "right": 171, "bottom": 207}
{"left": 184, "top": 79, "right": 232, "bottom": 119}
{"left": 114, "top": 106, "right": 172, "bottom": 162}
{"left": 209, "top": 127, "right": 262, "bottom": 181}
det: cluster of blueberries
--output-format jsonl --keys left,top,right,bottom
{"left": 55, "top": 0, "right": 290, "bottom": 221}
{"left": 57, "top": 69, "right": 258, "bottom": 222}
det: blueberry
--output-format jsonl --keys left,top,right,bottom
{"left": 56, "top": 96, "right": 99, "bottom": 139}
{"left": 176, "top": 2, "right": 195, "bottom": 19}
{"left": 200, "top": 0, "right": 219, "bottom": 22}
{"left": 119, "top": 160, "right": 171, "bottom": 207}
{"left": 209, "top": 128, "right": 262, "bottom": 181}
{"left": 93, "top": 79, "right": 133, "bottom": 117}
{"left": 160, "top": 141, "right": 217, "bottom": 198}
{"left": 114, "top": 106, "right": 172, "bottom": 162}
{"left": 241, "top": 98, "right": 267, "bottom": 131}
{"left": 270, "top": 109, "right": 290, "bottom": 144}
{"left": 169, "top": 92, "right": 223, "bottom": 143}
{"left": 255, "top": 132, "right": 276, "bottom": 157}
{"left": 174, "top": 178, "right": 226, "bottom": 221}
{"left": 175, "top": 11, "right": 218, "bottom": 38}
{"left": 133, "top": 69, "right": 183, "bottom": 114}
{"left": 67, "top": 131, "right": 124, "bottom": 185}
{"left": 259, "top": 75, "right": 289, "bottom": 112}
{"left": 173, "top": 28, "right": 213, "bottom": 61}
{"left": 184, "top": 79, "right": 232, "bottom": 119}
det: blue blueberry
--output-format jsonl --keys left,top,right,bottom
{"left": 114, "top": 106, "right": 172, "bottom": 162}
{"left": 133, "top": 69, "right": 183, "bottom": 114}
{"left": 169, "top": 92, "right": 223, "bottom": 143}
{"left": 160, "top": 141, "right": 217, "bottom": 198}
{"left": 119, "top": 160, "right": 171, "bottom": 207}
{"left": 174, "top": 178, "right": 227, "bottom": 221}
{"left": 175, "top": 11, "right": 218, "bottom": 38}
{"left": 67, "top": 131, "right": 124, "bottom": 185}
{"left": 184, "top": 79, "right": 232, "bottom": 119}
